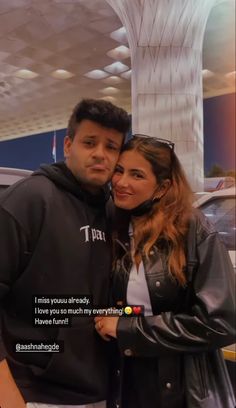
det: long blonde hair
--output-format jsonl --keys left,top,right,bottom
{"left": 117, "top": 136, "right": 194, "bottom": 285}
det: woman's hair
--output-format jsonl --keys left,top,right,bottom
{"left": 117, "top": 136, "right": 194, "bottom": 285}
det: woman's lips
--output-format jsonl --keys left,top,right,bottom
{"left": 114, "top": 189, "right": 132, "bottom": 199}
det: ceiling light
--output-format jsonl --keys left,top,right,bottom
{"left": 84, "top": 69, "right": 109, "bottom": 79}
{"left": 107, "top": 46, "right": 130, "bottom": 60}
{"left": 104, "top": 62, "right": 129, "bottom": 74}
{"left": 202, "top": 69, "right": 214, "bottom": 79}
{"left": 99, "top": 87, "right": 120, "bottom": 95}
{"left": 225, "top": 71, "right": 236, "bottom": 79}
{"left": 102, "top": 76, "right": 124, "bottom": 84}
{"left": 121, "top": 69, "right": 132, "bottom": 80}
{"left": 110, "top": 27, "right": 128, "bottom": 43}
{"left": 51, "top": 69, "right": 74, "bottom": 79}
{"left": 14, "top": 69, "right": 39, "bottom": 79}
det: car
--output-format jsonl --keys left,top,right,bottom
{"left": 204, "top": 176, "right": 235, "bottom": 192}
{"left": 0, "top": 167, "right": 32, "bottom": 194}
{"left": 195, "top": 187, "right": 236, "bottom": 392}
{"left": 194, "top": 186, "right": 236, "bottom": 270}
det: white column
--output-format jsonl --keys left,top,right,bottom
{"left": 106, "top": 0, "right": 216, "bottom": 191}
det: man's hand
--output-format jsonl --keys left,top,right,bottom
{"left": 0, "top": 359, "right": 26, "bottom": 408}
{"left": 94, "top": 316, "right": 119, "bottom": 339}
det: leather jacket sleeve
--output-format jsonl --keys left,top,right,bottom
{"left": 116, "top": 224, "right": 236, "bottom": 357}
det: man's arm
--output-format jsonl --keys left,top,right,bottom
{"left": 0, "top": 359, "right": 26, "bottom": 408}
{"left": 0, "top": 204, "right": 29, "bottom": 408}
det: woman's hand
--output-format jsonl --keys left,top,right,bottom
{"left": 94, "top": 316, "right": 119, "bottom": 340}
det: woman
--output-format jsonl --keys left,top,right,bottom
{"left": 95, "top": 135, "right": 235, "bottom": 408}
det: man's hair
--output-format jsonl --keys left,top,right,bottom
{"left": 67, "top": 98, "right": 130, "bottom": 140}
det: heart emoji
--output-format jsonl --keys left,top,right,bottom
{"left": 133, "top": 306, "right": 141, "bottom": 315}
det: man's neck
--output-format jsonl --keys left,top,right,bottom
{"left": 81, "top": 183, "right": 102, "bottom": 195}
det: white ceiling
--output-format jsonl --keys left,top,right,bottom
{"left": 0, "top": 0, "right": 235, "bottom": 141}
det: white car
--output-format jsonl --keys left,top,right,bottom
{"left": 0, "top": 167, "right": 32, "bottom": 193}
{"left": 195, "top": 187, "right": 236, "bottom": 370}
{"left": 194, "top": 186, "right": 236, "bottom": 270}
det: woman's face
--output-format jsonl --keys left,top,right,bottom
{"left": 112, "top": 150, "right": 159, "bottom": 210}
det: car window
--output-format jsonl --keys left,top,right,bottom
{"left": 200, "top": 197, "right": 236, "bottom": 250}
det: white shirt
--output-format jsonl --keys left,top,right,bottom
{"left": 126, "top": 224, "right": 153, "bottom": 316}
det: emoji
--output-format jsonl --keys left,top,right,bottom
{"left": 133, "top": 306, "right": 142, "bottom": 315}
{"left": 124, "top": 306, "right": 132, "bottom": 315}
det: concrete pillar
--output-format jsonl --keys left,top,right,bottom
{"left": 106, "top": 0, "right": 216, "bottom": 191}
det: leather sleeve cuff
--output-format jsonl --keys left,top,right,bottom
{"left": 117, "top": 316, "right": 138, "bottom": 357}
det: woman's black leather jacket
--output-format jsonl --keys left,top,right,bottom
{"left": 108, "top": 210, "right": 236, "bottom": 408}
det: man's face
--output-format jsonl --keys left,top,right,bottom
{"left": 64, "top": 119, "right": 123, "bottom": 192}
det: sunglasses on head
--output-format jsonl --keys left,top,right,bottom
{"left": 132, "top": 134, "right": 175, "bottom": 151}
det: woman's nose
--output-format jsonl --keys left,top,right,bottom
{"left": 115, "top": 173, "right": 129, "bottom": 187}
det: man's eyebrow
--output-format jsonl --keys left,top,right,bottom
{"left": 107, "top": 138, "right": 120, "bottom": 146}
{"left": 82, "top": 134, "right": 96, "bottom": 138}
{"left": 81, "top": 135, "right": 120, "bottom": 146}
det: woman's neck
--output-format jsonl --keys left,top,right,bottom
{"left": 131, "top": 215, "right": 145, "bottom": 230}
{"left": 130, "top": 217, "right": 144, "bottom": 270}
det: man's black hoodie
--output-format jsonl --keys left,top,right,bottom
{"left": 0, "top": 162, "right": 111, "bottom": 404}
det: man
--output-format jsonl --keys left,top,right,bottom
{"left": 0, "top": 99, "right": 130, "bottom": 408}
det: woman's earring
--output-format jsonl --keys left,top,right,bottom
{"left": 152, "top": 196, "right": 160, "bottom": 203}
